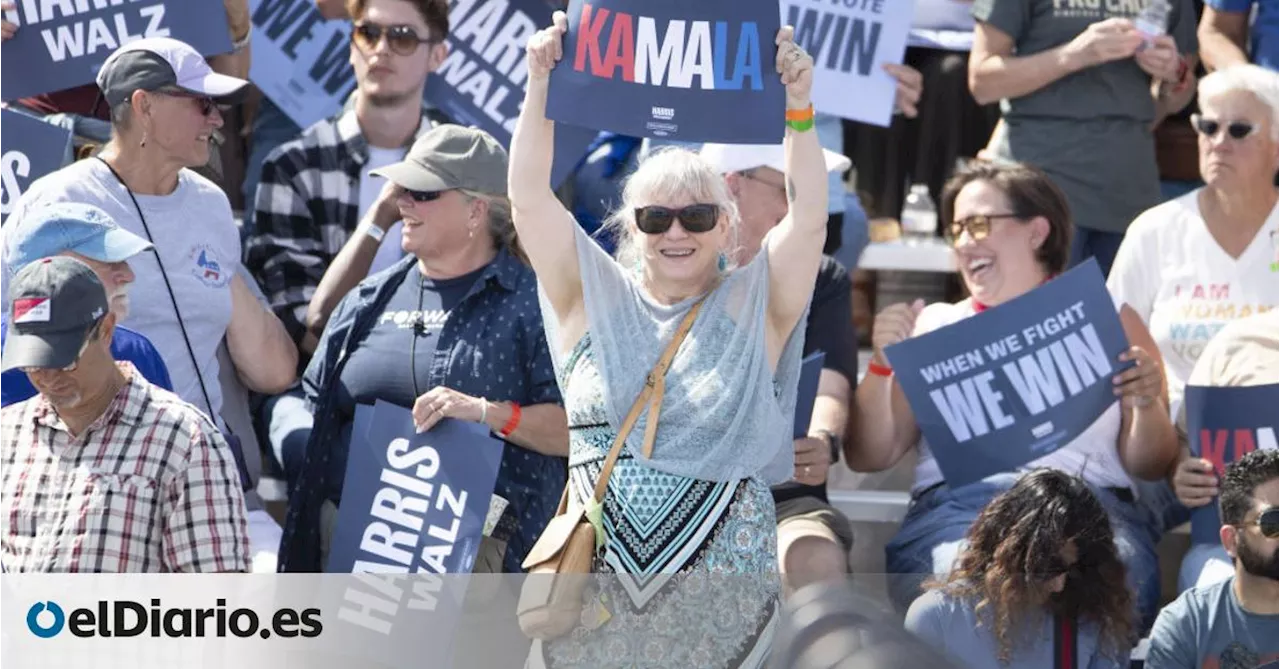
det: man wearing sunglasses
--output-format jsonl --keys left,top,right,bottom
{"left": 0, "top": 257, "right": 251, "bottom": 573}
{"left": 701, "top": 142, "right": 860, "bottom": 595}
{"left": 1148, "top": 448, "right": 1278, "bottom": 669}
{"left": 246, "top": 0, "right": 450, "bottom": 361}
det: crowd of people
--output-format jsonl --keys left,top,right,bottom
{"left": 0, "top": 0, "right": 1277, "bottom": 667}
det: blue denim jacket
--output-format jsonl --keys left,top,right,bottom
{"left": 278, "top": 251, "right": 566, "bottom": 572}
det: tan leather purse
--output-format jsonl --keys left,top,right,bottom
{"left": 517, "top": 299, "right": 705, "bottom": 640}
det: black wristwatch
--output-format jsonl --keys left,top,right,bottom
{"left": 813, "top": 429, "right": 842, "bottom": 465}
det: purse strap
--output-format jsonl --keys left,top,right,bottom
{"left": 1053, "top": 612, "right": 1077, "bottom": 669}
{"left": 589, "top": 298, "right": 705, "bottom": 505}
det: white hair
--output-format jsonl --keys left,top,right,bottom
{"left": 602, "top": 146, "right": 741, "bottom": 272}
{"left": 1198, "top": 64, "right": 1280, "bottom": 141}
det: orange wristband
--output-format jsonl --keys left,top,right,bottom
{"left": 785, "top": 104, "right": 814, "bottom": 122}
{"left": 499, "top": 402, "right": 522, "bottom": 438}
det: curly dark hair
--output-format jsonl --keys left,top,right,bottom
{"left": 1221, "top": 448, "right": 1279, "bottom": 526}
{"left": 927, "top": 469, "right": 1136, "bottom": 665}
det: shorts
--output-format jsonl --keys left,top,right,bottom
{"left": 775, "top": 495, "right": 855, "bottom": 554}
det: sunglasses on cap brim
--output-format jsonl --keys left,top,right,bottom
{"left": 634, "top": 204, "right": 719, "bottom": 235}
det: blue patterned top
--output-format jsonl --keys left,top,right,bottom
{"left": 279, "top": 251, "right": 566, "bottom": 573}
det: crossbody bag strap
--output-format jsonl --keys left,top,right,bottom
{"left": 590, "top": 298, "right": 705, "bottom": 504}
{"left": 1053, "top": 612, "right": 1077, "bottom": 669}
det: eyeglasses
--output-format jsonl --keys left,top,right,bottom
{"left": 740, "top": 170, "right": 786, "bottom": 195}
{"left": 154, "top": 88, "right": 220, "bottom": 117}
{"left": 634, "top": 204, "right": 720, "bottom": 235}
{"left": 1031, "top": 556, "right": 1082, "bottom": 582}
{"left": 1254, "top": 506, "right": 1279, "bottom": 539}
{"left": 946, "top": 213, "right": 1024, "bottom": 246}
{"left": 352, "top": 21, "right": 440, "bottom": 56}
{"left": 1191, "top": 114, "right": 1260, "bottom": 141}
{"left": 403, "top": 189, "right": 447, "bottom": 203}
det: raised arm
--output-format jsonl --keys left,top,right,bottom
{"left": 1198, "top": 5, "right": 1251, "bottom": 71}
{"left": 764, "top": 28, "right": 828, "bottom": 359}
{"left": 509, "top": 10, "right": 583, "bottom": 327}
{"left": 848, "top": 301, "right": 925, "bottom": 472}
{"left": 968, "top": 18, "right": 1143, "bottom": 105}
{"left": 305, "top": 182, "right": 402, "bottom": 351}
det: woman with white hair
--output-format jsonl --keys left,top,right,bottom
{"left": 509, "top": 11, "right": 828, "bottom": 667}
{"left": 1108, "top": 64, "right": 1279, "bottom": 592}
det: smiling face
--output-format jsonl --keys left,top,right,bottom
{"left": 617, "top": 150, "right": 737, "bottom": 302}
{"left": 951, "top": 180, "right": 1050, "bottom": 307}
{"left": 138, "top": 89, "right": 223, "bottom": 168}
{"left": 635, "top": 198, "right": 730, "bottom": 292}
{"left": 1197, "top": 89, "right": 1280, "bottom": 189}
{"left": 397, "top": 188, "right": 487, "bottom": 261}
{"left": 350, "top": 0, "right": 446, "bottom": 107}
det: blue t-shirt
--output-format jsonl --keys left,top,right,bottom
{"left": 1208, "top": 0, "right": 1279, "bottom": 70}
{"left": 0, "top": 319, "right": 173, "bottom": 406}
{"left": 327, "top": 264, "right": 486, "bottom": 502}
{"left": 1147, "top": 576, "right": 1279, "bottom": 668}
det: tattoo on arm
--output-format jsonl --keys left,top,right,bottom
{"left": 786, "top": 177, "right": 796, "bottom": 203}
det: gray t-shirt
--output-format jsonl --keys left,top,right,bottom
{"left": 4, "top": 159, "right": 241, "bottom": 425}
{"left": 972, "top": 0, "right": 1198, "bottom": 233}
{"left": 905, "top": 589, "right": 1130, "bottom": 669}
{"left": 1146, "top": 577, "right": 1279, "bottom": 668}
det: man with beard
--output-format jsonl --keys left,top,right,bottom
{"left": 1147, "top": 448, "right": 1278, "bottom": 669}
{"left": 1, "top": 203, "right": 172, "bottom": 405}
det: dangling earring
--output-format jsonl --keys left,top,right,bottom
{"left": 468, "top": 223, "right": 476, "bottom": 240}
{"left": 717, "top": 253, "right": 727, "bottom": 272}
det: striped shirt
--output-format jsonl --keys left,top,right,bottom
{"left": 1, "top": 363, "right": 249, "bottom": 572}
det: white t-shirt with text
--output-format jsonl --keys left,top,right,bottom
{"left": 1108, "top": 189, "right": 1279, "bottom": 419}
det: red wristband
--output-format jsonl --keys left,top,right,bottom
{"left": 867, "top": 361, "right": 894, "bottom": 377}
{"left": 499, "top": 402, "right": 522, "bottom": 438}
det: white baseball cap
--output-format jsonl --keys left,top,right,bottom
{"left": 700, "top": 142, "right": 852, "bottom": 176}
{"left": 96, "top": 37, "right": 249, "bottom": 107}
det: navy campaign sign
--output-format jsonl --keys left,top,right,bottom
{"left": 1186, "top": 384, "right": 1279, "bottom": 543}
{"left": 1, "top": 110, "right": 72, "bottom": 225}
{"left": 884, "top": 260, "right": 1131, "bottom": 488}
{"left": 547, "top": 0, "right": 785, "bottom": 143}
{"left": 327, "top": 399, "right": 504, "bottom": 575}
{"left": 1, "top": 0, "right": 232, "bottom": 100}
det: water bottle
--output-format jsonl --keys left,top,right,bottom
{"left": 900, "top": 184, "right": 938, "bottom": 243}
{"left": 1134, "top": 0, "right": 1170, "bottom": 47}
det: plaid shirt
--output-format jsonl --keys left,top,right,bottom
{"left": 243, "top": 108, "right": 444, "bottom": 348}
{"left": 1, "top": 363, "right": 250, "bottom": 573}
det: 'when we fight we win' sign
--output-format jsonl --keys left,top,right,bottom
{"left": 886, "top": 260, "right": 1132, "bottom": 487}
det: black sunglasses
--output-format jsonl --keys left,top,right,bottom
{"left": 155, "top": 88, "right": 220, "bottom": 117}
{"left": 1191, "top": 114, "right": 1260, "bottom": 141}
{"left": 353, "top": 21, "right": 439, "bottom": 56}
{"left": 946, "top": 213, "right": 1024, "bottom": 246}
{"left": 634, "top": 204, "right": 719, "bottom": 235}
{"left": 404, "top": 188, "right": 446, "bottom": 203}
{"left": 1255, "top": 506, "right": 1279, "bottom": 539}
